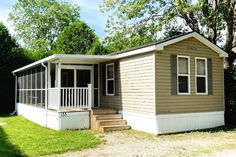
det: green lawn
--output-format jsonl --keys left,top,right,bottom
{"left": 0, "top": 116, "right": 101, "bottom": 157}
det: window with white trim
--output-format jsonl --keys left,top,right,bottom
{"left": 177, "top": 56, "right": 190, "bottom": 94}
{"left": 106, "top": 63, "right": 114, "bottom": 95}
{"left": 196, "top": 58, "right": 208, "bottom": 94}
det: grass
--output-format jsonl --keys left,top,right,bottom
{"left": 1, "top": 116, "right": 236, "bottom": 157}
{"left": 0, "top": 116, "right": 101, "bottom": 157}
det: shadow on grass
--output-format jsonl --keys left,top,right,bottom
{"left": 0, "top": 120, "right": 25, "bottom": 157}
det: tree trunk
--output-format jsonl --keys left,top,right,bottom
{"left": 225, "top": 0, "right": 235, "bottom": 68}
{"left": 202, "top": 0, "right": 218, "bottom": 44}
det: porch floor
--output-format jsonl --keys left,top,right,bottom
{"left": 50, "top": 107, "right": 117, "bottom": 113}
{"left": 49, "top": 108, "right": 88, "bottom": 113}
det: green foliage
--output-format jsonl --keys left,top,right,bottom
{"left": 56, "top": 21, "right": 106, "bottom": 55}
{"left": 0, "top": 23, "right": 17, "bottom": 57}
{"left": 0, "top": 116, "right": 101, "bottom": 156}
{"left": 9, "top": 0, "right": 80, "bottom": 52}
{"left": 0, "top": 22, "right": 31, "bottom": 114}
{"left": 101, "top": 0, "right": 161, "bottom": 52}
{"left": 162, "top": 21, "right": 188, "bottom": 39}
{"left": 0, "top": 22, "right": 31, "bottom": 78}
{"left": 100, "top": 0, "right": 227, "bottom": 52}
{"left": 103, "top": 27, "right": 154, "bottom": 53}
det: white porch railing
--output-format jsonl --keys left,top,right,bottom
{"left": 48, "top": 88, "right": 60, "bottom": 110}
{"left": 48, "top": 84, "right": 92, "bottom": 110}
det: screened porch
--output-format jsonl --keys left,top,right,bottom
{"left": 14, "top": 54, "right": 115, "bottom": 112}
{"left": 47, "top": 63, "right": 100, "bottom": 111}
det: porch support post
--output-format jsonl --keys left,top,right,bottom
{"left": 58, "top": 60, "right": 61, "bottom": 110}
{"left": 48, "top": 62, "right": 51, "bottom": 88}
{"left": 15, "top": 75, "right": 17, "bottom": 114}
{"left": 11, "top": 73, "right": 18, "bottom": 115}
{"left": 41, "top": 62, "right": 48, "bottom": 127}
{"left": 88, "top": 84, "right": 92, "bottom": 110}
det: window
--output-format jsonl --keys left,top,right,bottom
{"left": 177, "top": 56, "right": 190, "bottom": 94}
{"left": 195, "top": 58, "right": 208, "bottom": 94}
{"left": 106, "top": 63, "right": 114, "bottom": 95}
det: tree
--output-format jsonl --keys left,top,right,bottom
{"left": 224, "top": 0, "right": 236, "bottom": 68}
{"left": 0, "top": 22, "right": 31, "bottom": 114}
{"left": 56, "top": 21, "right": 106, "bottom": 55}
{"left": 9, "top": 0, "right": 80, "bottom": 52}
{"left": 100, "top": 0, "right": 233, "bottom": 59}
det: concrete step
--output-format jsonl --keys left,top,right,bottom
{"left": 92, "top": 108, "right": 118, "bottom": 115}
{"left": 94, "top": 114, "right": 122, "bottom": 120}
{"left": 97, "top": 119, "right": 127, "bottom": 127}
{"left": 100, "top": 124, "right": 131, "bottom": 132}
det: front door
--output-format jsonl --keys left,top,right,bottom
{"left": 76, "top": 69, "right": 91, "bottom": 87}
{"left": 61, "top": 69, "right": 74, "bottom": 87}
{"left": 61, "top": 67, "right": 92, "bottom": 88}
{"left": 61, "top": 65, "right": 93, "bottom": 108}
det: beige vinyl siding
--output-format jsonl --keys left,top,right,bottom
{"left": 101, "top": 53, "right": 155, "bottom": 114}
{"left": 156, "top": 37, "right": 224, "bottom": 114}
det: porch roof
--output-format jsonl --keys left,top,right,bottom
{"left": 13, "top": 54, "right": 116, "bottom": 73}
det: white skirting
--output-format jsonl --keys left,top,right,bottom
{"left": 17, "top": 103, "right": 90, "bottom": 130}
{"left": 120, "top": 111, "right": 158, "bottom": 134}
{"left": 120, "top": 111, "right": 224, "bottom": 134}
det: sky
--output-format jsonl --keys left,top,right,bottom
{"left": 0, "top": 0, "right": 107, "bottom": 39}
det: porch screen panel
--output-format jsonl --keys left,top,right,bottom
{"left": 27, "top": 70, "right": 31, "bottom": 104}
{"left": 36, "top": 67, "right": 42, "bottom": 107}
{"left": 41, "top": 69, "right": 45, "bottom": 106}
{"left": 17, "top": 74, "right": 22, "bottom": 103}
{"left": 24, "top": 72, "right": 27, "bottom": 104}
{"left": 17, "top": 65, "right": 46, "bottom": 108}
{"left": 31, "top": 68, "right": 36, "bottom": 106}
{"left": 50, "top": 63, "right": 56, "bottom": 88}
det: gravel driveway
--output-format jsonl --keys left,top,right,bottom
{"left": 44, "top": 129, "right": 236, "bottom": 157}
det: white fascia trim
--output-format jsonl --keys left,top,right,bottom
{"left": 55, "top": 54, "right": 116, "bottom": 60}
{"left": 13, "top": 55, "right": 57, "bottom": 73}
{"left": 155, "top": 32, "right": 228, "bottom": 58}
{"left": 13, "top": 54, "right": 116, "bottom": 73}
{"left": 193, "top": 33, "right": 228, "bottom": 58}
{"left": 116, "top": 45, "right": 157, "bottom": 59}
{"left": 115, "top": 32, "right": 227, "bottom": 59}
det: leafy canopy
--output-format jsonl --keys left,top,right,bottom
{"left": 9, "top": 0, "right": 80, "bottom": 52}
{"left": 56, "top": 21, "right": 106, "bottom": 55}
{"left": 0, "top": 22, "right": 31, "bottom": 114}
{"left": 100, "top": 0, "right": 227, "bottom": 52}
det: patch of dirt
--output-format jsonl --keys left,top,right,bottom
{"left": 43, "top": 130, "right": 236, "bottom": 157}
{"left": 210, "top": 149, "right": 236, "bottom": 157}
